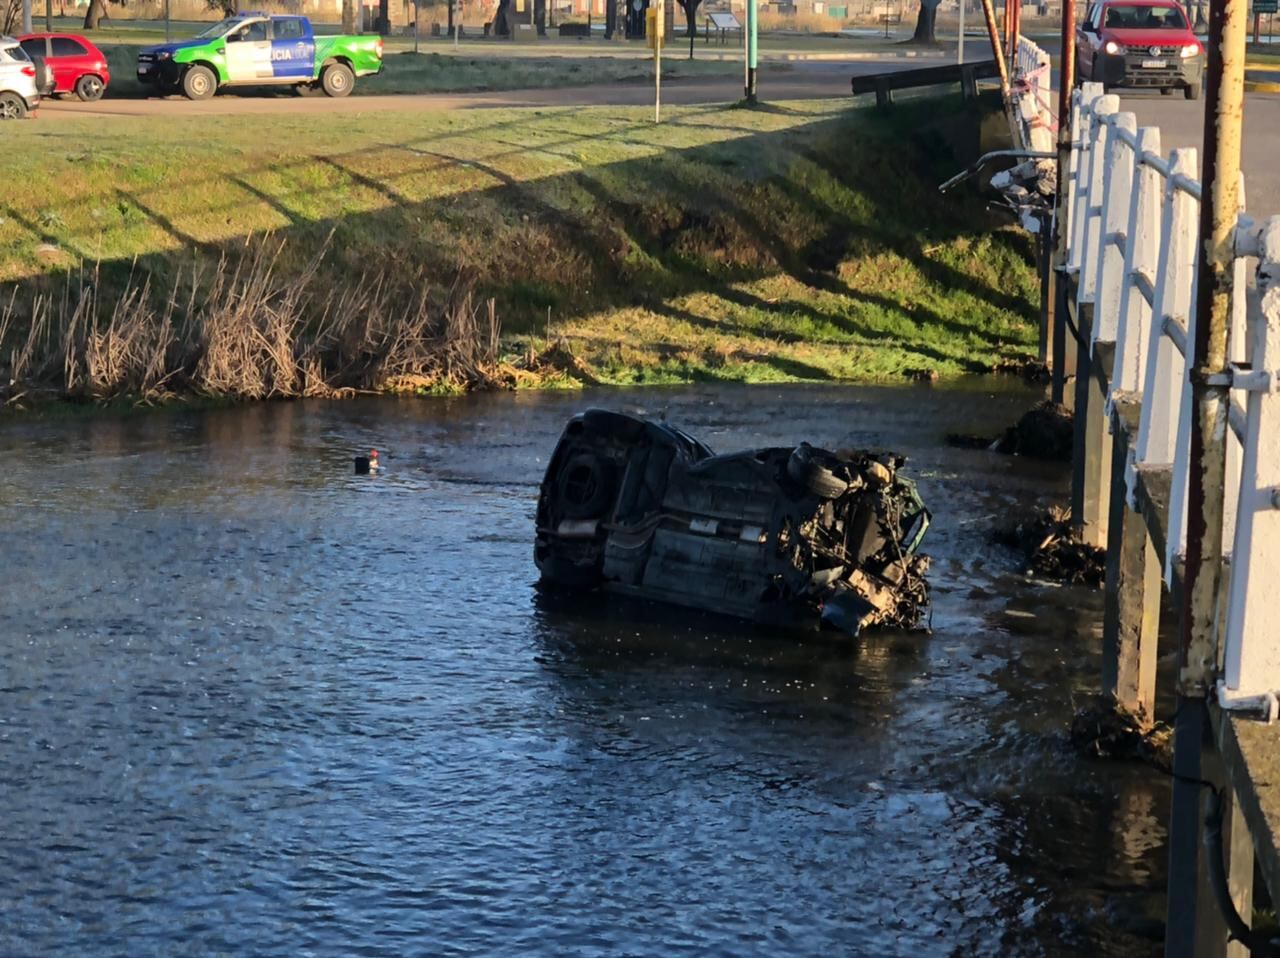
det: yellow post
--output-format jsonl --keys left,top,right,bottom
{"left": 647, "top": 0, "right": 664, "bottom": 122}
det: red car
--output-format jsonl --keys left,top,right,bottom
{"left": 1077, "top": 0, "right": 1205, "bottom": 99}
{"left": 17, "top": 33, "right": 109, "bottom": 101}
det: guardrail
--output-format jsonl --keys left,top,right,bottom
{"left": 1064, "top": 79, "right": 1280, "bottom": 711}
{"left": 1003, "top": 38, "right": 1280, "bottom": 946}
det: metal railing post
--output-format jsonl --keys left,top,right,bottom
{"left": 1112, "top": 127, "right": 1162, "bottom": 397}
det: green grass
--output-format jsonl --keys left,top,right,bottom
{"left": 94, "top": 43, "right": 743, "bottom": 98}
{"left": 2, "top": 97, "right": 1037, "bottom": 390}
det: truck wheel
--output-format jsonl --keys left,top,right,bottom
{"left": 182, "top": 65, "right": 216, "bottom": 101}
{"left": 0, "top": 93, "right": 27, "bottom": 120}
{"left": 75, "top": 74, "right": 105, "bottom": 102}
{"left": 320, "top": 62, "right": 354, "bottom": 98}
{"left": 1184, "top": 82, "right": 1201, "bottom": 100}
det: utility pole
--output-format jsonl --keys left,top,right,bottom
{"left": 1163, "top": 0, "right": 1249, "bottom": 947}
{"left": 744, "top": 0, "right": 757, "bottom": 103}
{"left": 1050, "top": 0, "right": 1078, "bottom": 397}
{"left": 21, "top": 0, "right": 32, "bottom": 36}
{"left": 957, "top": 0, "right": 966, "bottom": 65}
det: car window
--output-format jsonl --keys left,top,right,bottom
{"left": 273, "top": 17, "right": 306, "bottom": 39}
{"left": 1, "top": 43, "right": 32, "bottom": 62}
{"left": 1104, "top": 3, "right": 1187, "bottom": 27}
{"left": 19, "top": 38, "right": 47, "bottom": 58}
{"left": 50, "top": 37, "right": 88, "bottom": 57}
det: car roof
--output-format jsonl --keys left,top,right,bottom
{"left": 1101, "top": 0, "right": 1187, "bottom": 6}
{"left": 18, "top": 32, "right": 97, "bottom": 39}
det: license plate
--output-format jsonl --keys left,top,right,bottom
{"left": 138, "top": 65, "right": 150, "bottom": 74}
{"left": 1142, "top": 58, "right": 1167, "bottom": 68}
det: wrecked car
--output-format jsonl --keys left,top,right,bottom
{"left": 534, "top": 410, "right": 931, "bottom": 636}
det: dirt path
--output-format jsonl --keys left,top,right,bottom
{"left": 35, "top": 63, "right": 910, "bottom": 120}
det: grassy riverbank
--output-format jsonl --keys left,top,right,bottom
{"left": 2, "top": 96, "right": 1037, "bottom": 404}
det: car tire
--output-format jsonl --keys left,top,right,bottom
{"left": 787, "top": 443, "right": 849, "bottom": 499}
{"left": 75, "top": 74, "right": 105, "bottom": 102}
{"left": 320, "top": 62, "right": 354, "bottom": 98}
{"left": 1160, "top": 86, "right": 1174, "bottom": 96}
{"left": 0, "top": 93, "right": 27, "bottom": 120}
{"left": 557, "top": 453, "right": 616, "bottom": 520}
{"left": 1185, "top": 81, "right": 1201, "bottom": 100}
{"left": 182, "top": 65, "right": 217, "bottom": 101}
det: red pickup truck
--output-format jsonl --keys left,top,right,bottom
{"left": 1077, "top": 0, "right": 1205, "bottom": 99}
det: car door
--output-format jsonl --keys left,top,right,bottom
{"left": 49, "top": 36, "right": 90, "bottom": 92}
{"left": 268, "top": 17, "right": 315, "bottom": 80}
{"left": 223, "top": 19, "right": 273, "bottom": 82}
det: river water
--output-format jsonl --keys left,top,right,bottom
{"left": 0, "top": 383, "right": 1168, "bottom": 957}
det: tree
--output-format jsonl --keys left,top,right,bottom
{"left": 343, "top": 0, "right": 357, "bottom": 32}
{"left": 908, "top": 0, "right": 941, "bottom": 44}
{"left": 493, "top": 0, "right": 513, "bottom": 34}
{"left": 604, "top": 0, "right": 617, "bottom": 38}
{"left": 676, "top": 0, "right": 701, "bottom": 49}
{"left": 83, "top": 0, "right": 108, "bottom": 28}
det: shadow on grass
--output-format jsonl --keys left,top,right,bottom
{"left": 9, "top": 94, "right": 1037, "bottom": 386}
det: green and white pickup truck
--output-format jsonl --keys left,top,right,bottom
{"left": 136, "top": 14, "right": 383, "bottom": 100}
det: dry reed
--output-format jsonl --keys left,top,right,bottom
{"left": 0, "top": 240, "right": 507, "bottom": 406}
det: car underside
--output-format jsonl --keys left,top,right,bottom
{"left": 534, "top": 410, "right": 932, "bottom": 637}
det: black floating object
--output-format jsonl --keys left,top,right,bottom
{"left": 354, "top": 455, "right": 371, "bottom": 475}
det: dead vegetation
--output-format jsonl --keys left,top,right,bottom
{"left": 993, "top": 504, "right": 1107, "bottom": 586}
{"left": 0, "top": 239, "right": 526, "bottom": 407}
{"left": 1069, "top": 694, "right": 1172, "bottom": 765}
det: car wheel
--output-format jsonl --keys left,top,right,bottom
{"left": 1160, "top": 86, "right": 1173, "bottom": 96}
{"left": 556, "top": 453, "right": 616, "bottom": 520}
{"left": 182, "top": 65, "right": 217, "bottom": 101}
{"left": 787, "top": 443, "right": 849, "bottom": 499}
{"left": 75, "top": 74, "right": 105, "bottom": 102}
{"left": 1185, "top": 81, "right": 1201, "bottom": 100}
{"left": 320, "top": 62, "right": 354, "bottom": 98}
{"left": 0, "top": 93, "right": 27, "bottom": 120}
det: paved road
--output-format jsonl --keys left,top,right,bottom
{"left": 1113, "top": 89, "right": 1280, "bottom": 217}
{"left": 32, "top": 64, "right": 876, "bottom": 120}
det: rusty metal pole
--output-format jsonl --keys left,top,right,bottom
{"left": 1050, "top": 0, "right": 1078, "bottom": 396}
{"left": 980, "top": 0, "right": 1020, "bottom": 145}
{"left": 1163, "top": 0, "right": 1248, "bottom": 948}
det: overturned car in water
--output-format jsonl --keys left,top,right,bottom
{"left": 534, "top": 410, "right": 932, "bottom": 636}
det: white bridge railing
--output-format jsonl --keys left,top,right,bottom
{"left": 1062, "top": 76, "right": 1280, "bottom": 710}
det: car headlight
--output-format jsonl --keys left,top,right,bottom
{"left": 157, "top": 50, "right": 172, "bottom": 60}
{"left": 1180, "top": 42, "right": 1201, "bottom": 58}
{"left": 1104, "top": 40, "right": 1127, "bottom": 54}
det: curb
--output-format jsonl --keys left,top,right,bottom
{"left": 1245, "top": 79, "right": 1280, "bottom": 93}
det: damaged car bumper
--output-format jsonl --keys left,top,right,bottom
{"left": 534, "top": 410, "right": 931, "bottom": 636}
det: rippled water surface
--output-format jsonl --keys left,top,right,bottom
{"left": 1, "top": 384, "right": 1169, "bottom": 957}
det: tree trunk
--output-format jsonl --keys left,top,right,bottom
{"left": 494, "top": 0, "right": 512, "bottom": 34}
{"left": 83, "top": 0, "right": 106, "bottom": 28}
{"left": 910, "top": 0, "right": 937, "bottom": 42}
{"left": 604, "top": 0, "right": 616, "bottom": 37}
{"left": 447, "top": 0, "right": 453, "bottom": 35}
{"left": 682, "top": 0, "right": 698, "bottom": 36}
{"left": 342, "top": 0, "right": 356, "bottom": 33}
{"left": 376, "top": 0, "right": 389, "bottom": 33}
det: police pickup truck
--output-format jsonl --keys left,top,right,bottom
{"left": 136, "top": 13, "right": 383, "bottom": 100}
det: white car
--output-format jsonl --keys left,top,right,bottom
{"left": 0, "top": 36, "right": 41, "bottom": 118}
